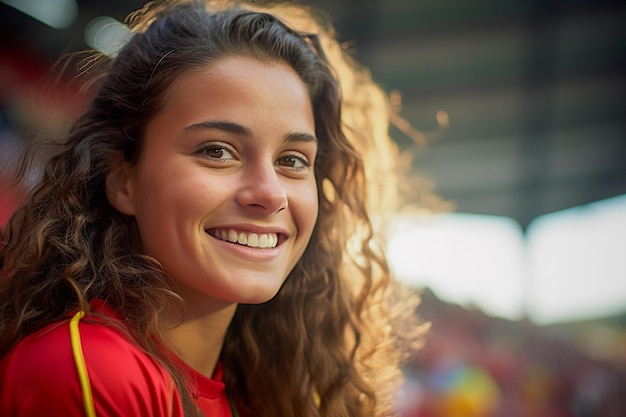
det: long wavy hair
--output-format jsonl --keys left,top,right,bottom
{"left": 0, "top": 1, "right": 424, "bottom": 416}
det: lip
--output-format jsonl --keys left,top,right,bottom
{"left": 206, "top": 230, "right": 286, "bottom": 261}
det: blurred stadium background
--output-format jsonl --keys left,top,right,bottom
{"left": 1, "top": 0, "right": 625, "bottom": 416}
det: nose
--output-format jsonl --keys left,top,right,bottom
{"left": 236, "top": 162, "right": 288, "bottom": 214}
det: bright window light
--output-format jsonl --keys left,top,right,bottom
{"left": 1, "top": 0, "right": 78, "bottom": 29}
{"left": 527, "top": 194, "right": 626, "bottom": 324}
{"left": 85, "top": 16, "right": 133, "bottom": 58}
{"left": 388, "top": 194, "right": 626, "bottom": 325}
{"left": 387, "top": 212, "right": 526, "bottom": 320}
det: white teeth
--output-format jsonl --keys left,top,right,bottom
{"left": 247, "top": 234, "right": 259, "bottom": 247}
{"left": 212, "top": 229, "right": 278, "bottom": 248}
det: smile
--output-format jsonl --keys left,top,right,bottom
{"left": 208, "top": 229, "right": 279, "bottom": 248}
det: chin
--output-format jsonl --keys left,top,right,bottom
{"left": 236, "top": 285, "right": 282, "bottom": 305}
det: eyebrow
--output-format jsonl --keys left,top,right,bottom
{"left": 184, "top": 120, "right": 317, "bottom": 143}
{"left": 185, "top": 120, "right": 250, "bottom": 136}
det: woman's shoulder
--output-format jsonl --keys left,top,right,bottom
{"left": 0, "top": 305, "right": 184, "bottom": 417}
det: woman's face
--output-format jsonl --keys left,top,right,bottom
{"left": 110, "top": 56, "right": 319, "bottom": 308}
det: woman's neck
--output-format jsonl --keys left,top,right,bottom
{"left": 164, "top": 293, "right": 238, "bottom": 378}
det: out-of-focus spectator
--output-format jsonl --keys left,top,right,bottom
{"left": 395, "top": 289, "right": 626, "bottom": 417}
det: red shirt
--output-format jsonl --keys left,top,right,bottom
{"left": 0, "top": 302, "right": 233, "bottom": 417}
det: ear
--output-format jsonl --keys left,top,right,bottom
{"left": 105, "top": 158, "right": 136, "bottom": 216}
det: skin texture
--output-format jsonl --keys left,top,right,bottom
{"left": 106, "top": 55, "right": 319, "bottom": 376}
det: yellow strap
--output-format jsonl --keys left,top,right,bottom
{"left": 70, "top": 311, "right": 97, "bottom": 417}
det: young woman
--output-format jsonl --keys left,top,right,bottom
{"left": 0, "top": 1, "right": 423, "bottom": 416}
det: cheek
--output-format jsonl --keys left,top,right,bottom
{"left": 295, "top": 182, "right": 319, "bottom": 235}
{"left": 131, "top": 175, "right": 206, "bottom": 240}
{"left": 134, "top": 163, "right": 209, "bottom": 209}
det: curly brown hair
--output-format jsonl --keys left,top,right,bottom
{"left": 0, "top": 1, "right": 425, "bottom": 416}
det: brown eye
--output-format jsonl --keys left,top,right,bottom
{"left": 276, "top": 155, "right": 309, "bottom": 169}
{"left": 207, "top": 148, "right": 225, "bottom": 159}
{"left": 197, "top": 144, "right": 235, "bottom": 161}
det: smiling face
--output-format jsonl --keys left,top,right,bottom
{"left": 107, "top": 56, "right": 319, "bottom": 309}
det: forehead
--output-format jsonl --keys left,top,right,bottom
{"left": 160, "top": 55, "right": 311, "bottom": 107}
{"left": 143, "top": 55, "right": 316, "bottom": 141}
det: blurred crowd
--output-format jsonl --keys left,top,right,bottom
{"left": 394, "top": 289, "right": 626, "bottom": 417}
